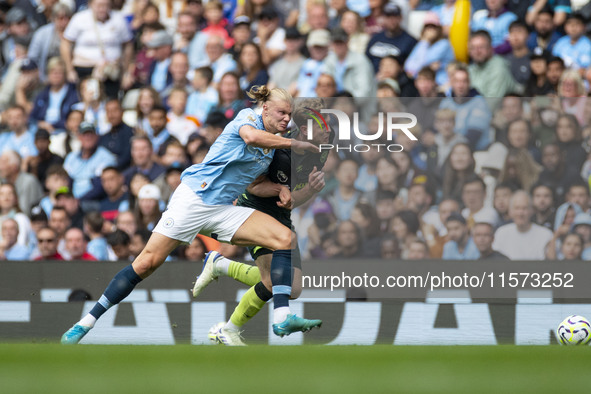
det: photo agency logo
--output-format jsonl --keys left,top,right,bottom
{"left": 304, "top": 107, "right": 418, "bottom": 152}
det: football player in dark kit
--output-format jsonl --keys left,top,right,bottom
{"left": 192, "top": 98, "right": 333, "bottom": 345}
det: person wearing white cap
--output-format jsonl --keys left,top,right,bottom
{"left": 296, "top": 29, "right": 331, "bottom": 97}
{"left": 137, "top": 184, "right": 162, "bottom": 231}
{"left": 61, "top": 85, "right": 321, "bottom": 345}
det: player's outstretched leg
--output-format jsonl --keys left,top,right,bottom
{"left": 61, "top": 233, "right": 179, "bottom": 344}
{"left": 61, "top": 264, "right": 142, "bottom": 344}
{"left": 192, "top": 251, "right": 261, "bottom": 297}
{"left": 212, "top": 282, "right": 273, "bottom": 346}
{"left": 270, "top": 249, "right": 322, "bottom": 337}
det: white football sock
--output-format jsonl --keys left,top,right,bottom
{"left": 223, "top": 320, "right": 240, "bottom": 332}
{"left": 78, "top": 314, "right": 97, "bottom": 327}
{"left": 273, "top": 307, "right": 290, "bottom": 324}
{"left": 214, "top": 257, "right": 231, "bottom": 275}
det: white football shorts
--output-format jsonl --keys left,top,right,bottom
{"left": 153, "top": 182, "right": 254, "bottom": 244}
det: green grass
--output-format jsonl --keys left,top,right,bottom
{"left": 0, "top": 344, "right": 589, "bottom": 393}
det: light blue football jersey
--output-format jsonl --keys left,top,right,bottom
{"left": 181, "top": 108, "right": 275, "bottom": 205}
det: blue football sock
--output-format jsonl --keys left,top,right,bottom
{"left": 271, "top": 249, "right": 292, "bottom": 309}
{"left": 89, "top": 265, "right": 143, "bottom": 319}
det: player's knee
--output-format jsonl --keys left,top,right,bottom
{"left": 132, "top": 250, "right": 160, "bottom": 277}
{"left": 274, "top": 229, "right": 294, "bottom": 250}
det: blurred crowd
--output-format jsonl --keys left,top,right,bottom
{"left": 1, "top": 0, "right": 591, "bottom": 262}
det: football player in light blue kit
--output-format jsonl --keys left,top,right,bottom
{"left": 61, "top": 86, "right": 322, "bottom": 344}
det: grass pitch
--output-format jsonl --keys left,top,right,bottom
{"left": 0, "top": 344, "right": 589, "bottom": 393}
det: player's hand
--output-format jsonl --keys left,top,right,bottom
{"left": 308, "top": 166, "right": 325, "bottom": 193}
{"left": 277, "top": 186, "right": 293, "bottom": 210}
{"left": 292, "top": 140, "right": 320, "bottom": 155}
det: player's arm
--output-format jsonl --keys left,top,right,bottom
{"left": 291, "top": 166, "right": 325, "bottom": 208}
{"left": 246, "top": 174, "right": 285, "bottom": 197}
{"left": 239, "top": 125, "right": 318, "bottom": 154}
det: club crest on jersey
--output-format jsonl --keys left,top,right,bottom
{"left": 263, "top": 148, "right": 270, "bottom": 154}
{"left": 277, "top": 170, "right": 288, "bottom": 183}
{"left": 201, "top": 182, "right": 207, "bottom": 188}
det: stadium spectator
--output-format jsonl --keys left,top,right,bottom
{"left": 201, "top": 0, "right": 233, "bottom": 48}
{"left": 145, "top": 30, "right": 174, "bottom": 94}
{"left": 350, "top": 202, "right": 382, "bottom": 256}
{"left": 13, "top": 58, "right": 44, "bottom": 116}
{"left": 84, "top": 211, "right": 108, "bottom": 260}
{"left": 431, "top": 109, "right": 466, "bottom": 168}
{"left": 174, "top": 11, "right": 208, "bottom": 69}
{"left": 115, "top": 211, "right": 137, "bottom": 239}
{"left": 497, "top": 149, "right": 542, "bottom": 192}
{"left": 238, "top": 42, "right": 269, "bottom": 92}
{"left": 431, "top": 0, "right": 456, "bottom": 35}
{"left": 38, "top": 165, "right": 69, "bottom": 216}
{"left": 538, "top": 143, "right": 581, "bottom": 203}
{"left": 0, "top": 218, "right": 30, "bottom": 260}
{"left": 107, "top": 229, "right": 132, "bottom": 261}
{"left": 391, "top": 210, "right": 421, "bottom": 259}
{"left": 297, "top": 29, "right": 331, "bottom": 97}
{"left": 493, "top": 190, "right": 553, "bottom": 260}
{"left": 375, "top": 155, "right": 399, "bottom": 196}
{"left": 572, "top": 212, "right": 591, "bottom": 259}
{"left": 267, "top": 27, "right": 305, "bottom": 94}
{"left": 555, "top": 113, "right": 586, "bottom": 173}
{"left": 376, "top": 55, "right": 418, "bottom": 97}
{"left": 123, "top": 136, "right": 165, "bottom": 185}
{"left": 323, "top": 27, "right": 375, "bottom": 97}
{"left": 526, "top": 8, "right": 562, "bottom": 52}
{"left": 49, "top": 109, "right": 83, "bottom": 157}
{"left": 505, "top": 119, "right": 541, "bottom": 162}
{"left": 468, "top": 30, "right": 520, "bottom": 98}
{"left": 162, "top": 52, "right": 192, "bottom": 103}
{"left": 28, "top": 4, "right": 73, "bottom": 83}
{"left": 61, "top": 0, "right": 134, "bottom": 98}
{"left": 525, "top": 47, "right": 554, "bottom": 96}
{"left": 49, "top": 205, "right": 71, "bottom": 257}
{"left": 202, "top": 34, "right": 238, "bottom": 84}
{"left": 0, "top": 183, "right": 34, "bottom": 247}
{"left": 71, "top": 78, "right": 110, "bottom": 135}
{"left": 505, "top": 21, "right": 531, "bottom": 85}
{"left": 1, "top": 106, "right": 37, "bottom": 160}
{"left": 473, "top": 221, "right": 508, "bottom": 260}
{"left": 99, "top": 99, "right": 134, "bottom": 170}
{"left": 229, "top": 16, "right": 252, "bottom": 61}
{"left": 551, "top": 14, "right": 591, "bottom": 71}
{"left": 63, "top": 122, "right": 116, "bottom": 198}
{"left": 493, "top": 183, "right": 514, "bottom": 226}
{"left": 129, "top": 228, "right": 151, "bottom": 259}
{"left": 461, "top": 176, "right": 499, "bottom": 228}
{"left": 564, "top": 181, "right": 590, "bottom": 213}
{"left": 440, "top": 66, "right": 492, "bottom": 151}
{"left": 327, "top": 220, "right": 363, "bottom": 258}
{"left": 65, "top": 228, "right": 97, "bottom": 261}
{"left": 145, "top": 105, "right": 173, "bottom": 155}
{"left": 407, "top": 239, "right": 431, "bottom": 260}
{"left": 99, "top": 167, "right": 129, "bottom": 221}
{"left": 186, "top": 66, "right": 218, "bottom": 125}
{"left": 442, "top": 212, "right": 480, "bottom": 259}
{"left": 547, "top": 56, "right": 565, "bottom": 91}
{"left": 340, "top": 10, "right": 370, "bottom": 54}
{"left": 166, "top": 88, "right": 199, "bottom": 145}
{"left": 365, "top": 3, "right": 416, "bottom": 71}
{"left": 25, "top": 129, "right": 64, "bottom": 187}
{"left": 471, "top": 0, "right": 517, "bottom": 53}
{"left": 183, "top": 236, "right": 207, "bottom": 260}
{"left": 213, "top": 72, "right": 248, "bottom": 120}
{"left": 2, "top": 8, "right": 33, "bottom": 67}
{"left": 441, "top": 143, "right": 476, "bottom": 201}
{"left": 34, "top": 227, "right": 64, "bottom": 260}
{"left": 136, "top": 183, "right": 162, "bottom": 231}
{"left": 253, "top": 6, "right": 286, "bottom": 66}
{"left": 404, "top": 12, "right": 454, "bottom": 86}
{"left": 559, "top": 232, "right": 584, "bottom": 260}
{"left": 54, "top": 186, "right": 84, "bottom": 229}
{"left": 0, "top": 151, "right": 44, "bottom": 215}
{"left": 531, "top": 182, "right": 556, "bottom": 230}
{"left": 315, "top": 73, "right": 338, "bottom": 98}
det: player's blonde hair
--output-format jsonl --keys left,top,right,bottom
{"left": 246, "top": 85, "right": 292, "bottom": 106}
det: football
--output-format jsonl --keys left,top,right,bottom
{"left": 556, "top": 315, "right": 591, "bottom": 346}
